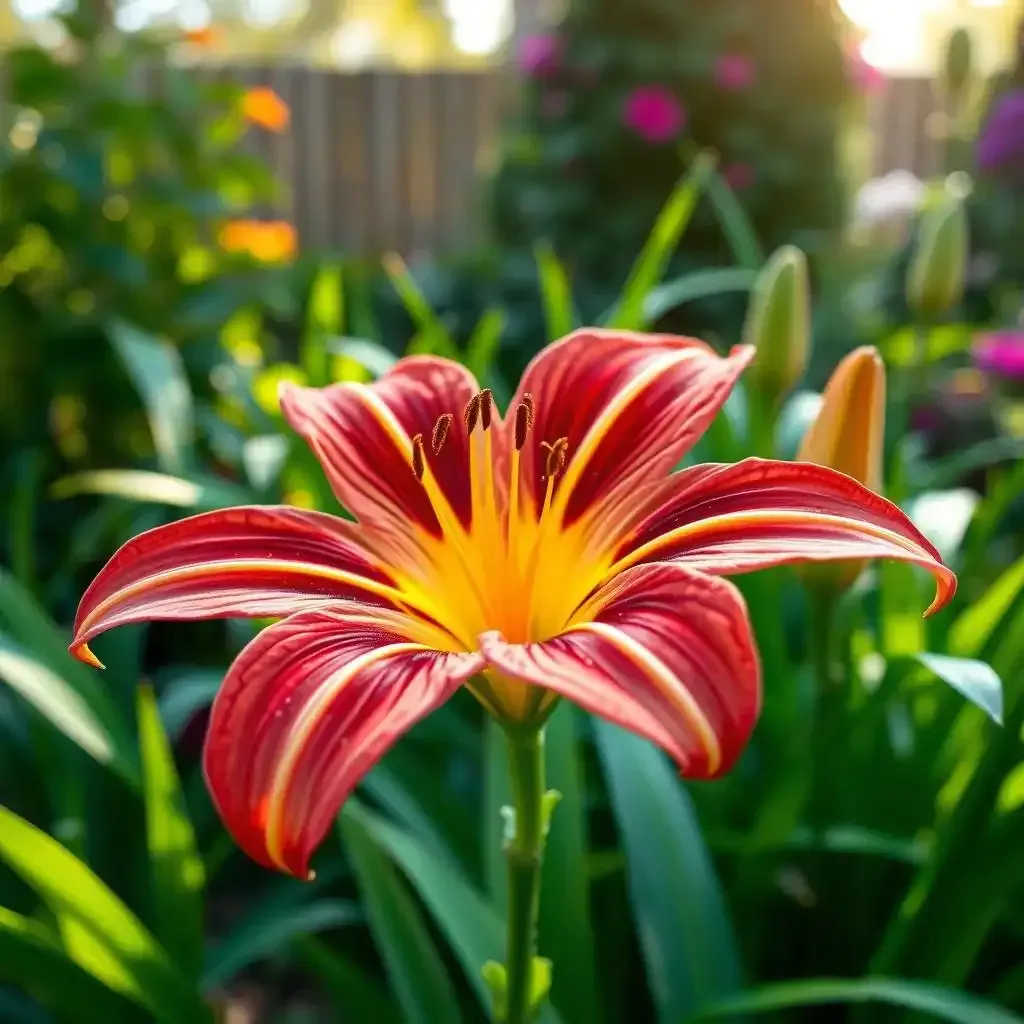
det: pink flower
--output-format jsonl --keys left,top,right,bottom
{"left": 715, "top": 53, "right": 756, "bottom": 92}
{"left": 518, "top": 34, "right": 561, "bottom": 78}
{"left": 849, "top": 44, "right": 886, "bottom": 94}
{"left": 623, "top": 86, "right": 686, "bottom": 144}
{"left": 973, "top": 330, "right": 1024, "bottom": 379}
{"left": 724, "top": 162, "right": 755, "bottom": 191}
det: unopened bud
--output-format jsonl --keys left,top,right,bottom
{"left": 744, "top": 245, "right": 811, "bottom": 408}
{"left": 798, "top": 346, "right": 886, "bottom": 595}
{"left": 907, "top": 197, "right": 968, "bottom": 322}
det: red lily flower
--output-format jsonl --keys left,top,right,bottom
{"left": 70, "top": 330, "right": 955, "bottom": 878}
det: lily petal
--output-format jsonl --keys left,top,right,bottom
{"left": 204, "top": 604, "right": 483, "bottom": 878}
{"left": 70, "top": 507, "right": 404, "bottom": 664}
{"left": 508, "top": 328, "right": 753, "bottom": 528}
{"left": 481, "top": 563, "right": 761, "bottom": 778}
{"left": 611, "top": 459, "right": 956, "bottom": 614}
{"left": 280, "top": 357, "right": 482, "bottom": 549}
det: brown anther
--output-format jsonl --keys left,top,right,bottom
{"left": 520, "top": 392, "right": 535, "bottom": 428}
{"left": 431, "top": 413, "right": 452, "bottom": 455}
{"left": 514, "top": 403, "right": 532, "bottom": 451}
{"left": 411, "top": 434, "right": 426, "bottom": 481}
{"left": 464, "top": 393, "right": 481, "bottom": 434}
{"left": 479, "top": 389, "right": 494, "bottom": 431}
{"left": 542, "top": 436, "right": 569, "bottom": 480}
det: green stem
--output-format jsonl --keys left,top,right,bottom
{"left": 503, "top": 725, "right": 546, "bottom": 1024}
{"left": 810, "top": 589, "right": 841, "bottom": 832}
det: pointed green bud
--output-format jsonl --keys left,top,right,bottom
{"left": 743, "top": 245, "right": 811, "bottom": 408}
{"left": 906, "top": 197, "right": 968, "bottom": 322}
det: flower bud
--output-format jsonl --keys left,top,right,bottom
{"left": 906, "top": 197, "right": 968, "bottom": 322}
{"left": 744, "top": 245, "right": 811, "bottom": 408}
{"left": 797, "top": 346, "right": 886, "bottom": 593}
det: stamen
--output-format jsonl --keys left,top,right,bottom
{"left": 431, "top": 413, "right": 453, "bottom": 455}
{"left": 520, "top": 392, "right": 535, "bottom": 428}
{"left": 514, "top": 403, "right": 532, "bottom": 451}
{"left": 411, "top": 434, "right": 426, "bottom": 481}
{"left": 479, "top": 389, "right": 494, "bottom": 431}
{"left": 464, "top": 394, "right": 481, "bottom": 435}
{"left": 541, "top": 437, "right": 569, "bottom": 480}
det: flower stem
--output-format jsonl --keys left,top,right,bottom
{"left": 503, "top": 724, "right": 546, "bottom": 1024}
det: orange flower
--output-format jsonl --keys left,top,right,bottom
{"left": 243, "top": 87, "right": 290, "bottom": 132}
{"left": 184, "top": 26, "right": 220, "bottom": 47}
{"left": 219, "top": 220, "right": 297, "bottom": 263}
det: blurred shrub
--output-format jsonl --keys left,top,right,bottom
{"left": 0, "top": 5, "right": 294, "bottom": 590}
{"left": 486, "top": 0, "right": 857, "bottom": 343}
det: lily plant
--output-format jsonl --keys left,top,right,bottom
{"left": 71, "top": 329, "right": 954, "bottom": 1024}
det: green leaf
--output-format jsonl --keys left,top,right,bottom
{"left": 906, "top": 490, "right": 980, "bottom": 564}
{"left": 705, "top": 168, "right": 766, "bottom": 270}
{"left": 303, "top": 261, "right": 344, "bottom": 386}
{"left": 382, "top": 252, "right": 460, "bottom": 360}
{"left": 0, "top": 805, "right": 211, "bottom": 1023}
{"left": 465, "top": 308, "right": 506, "bottom": 382}
{"left": 109, "top": 320, "right": 195, "bottom": 475}
{"left": 0, "top": 907, "right": 136, "bottom": 1023}
{"left": 50, "top": 470, "right": 254, "bottom": 510}
{"left": 914, "top": 653, "right": 1003, "bottom": 725}
{"left": 158, "top": 669, "right": 222, "bottom": 739}
{"left": 339, "top": 803, "right": 462, "bottom": 1024}
{"left": 328, "top": 336, "right": 400, "bottom": 379}
{"left": 138, "top": 684, "right": 205, "bottom": 984}
{"left": 602, "top": 152, "right": 716, "bottom": 329}
{"left": 692, "top": 977, "right": 1023, "bottom": 1023}
{"left": 539, "top": 707, "right": 599, "bottom": 1024}
{"left": 203, "top": 898, "right": 359, "bottom": 989}
{"left": 0, "top": 632, "right": 118, "bottom": 771}
{"left": 534, "top": 241, "right": 575, "bottom": 340}
{"left": 352, "top": 800, "right": 565, "bottom": 1024}
{"left": 948, "top": 554, "right": 1024, "bottom": 659}
{"left": 595, "top": 723, "right": 741, "bottom": 1021}
{"left": 642, "top": 268, "right": 758, "bottom": 327}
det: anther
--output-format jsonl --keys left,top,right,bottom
{"left": 541, "top": 437, "right": 569, "bottom": 480}
{"left": 411, "top": 434, "right": 426, "bottom": 481}
{"left": 520, "top": 392, "right": 535, "bottom": 428}
{"left": 514, "top": 403, "right": 532, "bottom": 451}
{"left": 479, "top": 389, "right": 494, "bottom": 431}
{"left": 431, "top": 413, "right": 452, "bottom": 455}
{"left": 464, "top": 394, "right": 481, "bottom": 434}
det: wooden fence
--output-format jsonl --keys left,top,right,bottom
{"left": 180, "top": 65, "right": 949, "bottom": 255}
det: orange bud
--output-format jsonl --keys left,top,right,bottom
{"left": 243, "top": 88, "right": 290, "bottom": 133}
{"left": 219, "top": 219, "right": 297, "bottom": 263}
{"left": 184, "top": 26, "right": 219, "bottom": 47}
{"left": 797, "top": 346, "right": 886, "bottom": 592}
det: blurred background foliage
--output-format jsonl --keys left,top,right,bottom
{"left": 2, "top": 0, "right": 1024, "bottom": 1022}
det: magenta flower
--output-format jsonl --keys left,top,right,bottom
{"left": 848, "top": 44, "right": 886, "bottom": 94}
{"left": 724, "top": 162, "right": 755, "bottom": 191}
{"left": 518, "top": 34, "right": 561, "bottom": 78}
{"left": 973, "top": 330, "right": 1024, "bottom": 379}
{"left": 715, "top": 53, "right": 756, "bottom": 92}
{"left": 623, "top": 86, "right": 686, "bottom": 144}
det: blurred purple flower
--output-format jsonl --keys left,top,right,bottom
{"left": 973, "top": 329, "right": 1024, "bottom": 379}
{"left": 623, "top": 86, "right": 686, "bottom": 144}
{"left": 976, "top": 90, "right": 1024, "bottom": 176}
{"left": 518, "top": 34, "right": 562, "bottom": 78}
{"left": 724, "top": 162, "right": 755, "bottom": 191}
{"left": 715, "top": 53, "right": 756, "bottom": 92}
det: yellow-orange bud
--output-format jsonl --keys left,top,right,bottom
{"left": 906, "top": 197, "right": 968, "bottom": 322}
{"left": 743, "top": 245, "right": 811, "bottom": 407}
{"left": 797, "top": 346, "right": 886, "bottom": 593}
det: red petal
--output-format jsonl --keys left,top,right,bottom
{"left": 480, "top": 563, "right": 761, "bottom": 778}
{"left": 280, "top": 357, "right": 481, "bottom": 542}
{"left": 203, "top": 605, "right": 482, "bottom": 877}
{"left": 613, "top": 459, "right": 956, "bottom": 613}
{"left": 70, "top": 506, "right": 402, "bottom": 662}
{"left": 507, "top": 329, "right": 752, "bottom": 527}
